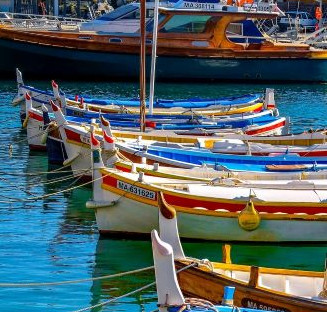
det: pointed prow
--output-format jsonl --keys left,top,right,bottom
{"left": 51, "top": 80, "right": 66, "bottom": 110}
{"left": 151, "top": 230, "right": 185, "bottom": 312}
{"left": 158, "top": 192, "right": 185, "bottom": 260}
{"left": 50, "top": 100, "right": 67, "bottom": 127}
{"left": 90, "top": 129, "right": 104, "bottom": 169}
{"left": 16, "top": 68, "right": 24, "bottom": 87}
{"left": 264, "top": 88, "right": 275, "bottom": 110}
{"left": 12, "top": 68, "right": 25, "bottom": 106}
{"left": 100, "top": 115, "right": 113, "bottom": 137}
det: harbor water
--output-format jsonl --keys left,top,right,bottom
{"left": 0, "top": 80, "right": 327, "bottom": 312}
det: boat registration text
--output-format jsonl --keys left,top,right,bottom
{"left": 117, "top": 181, "right": 156, "bottom": 200}
{"left": 241, "top": 298, "right": 290, "bottom": 312}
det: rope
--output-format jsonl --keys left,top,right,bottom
{"left": 12, "top": 123, "right": 60, "bottom": 146}
{"left": 70, "top": 262, "right": 198, "bottom": 312}
{"left": 0, "top": 266, "right": 154, "bottom": 287}
{"left": 0, "top": 169, "right": 87, "bottom": 192}
{"left": 0, "top": 168, "right": 78, "bottom": 176}
{"left": 0, "top": 172, "right": 108, "bottom": 203}
{"left": 72, "top": 281, "right": 156, "bottom": 312}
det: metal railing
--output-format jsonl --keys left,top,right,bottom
{"left": 0, "top": 11, "right": 87, "bottom": 30}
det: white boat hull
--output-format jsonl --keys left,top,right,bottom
{"left": 93, "top": 193, "right": 327, "bottom": 242}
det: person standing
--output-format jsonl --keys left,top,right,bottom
{"left": 38, "top": 0, "right": 47, "bottom": 16}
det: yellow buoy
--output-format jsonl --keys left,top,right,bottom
{"left": 22, "top": 115, "right": 29, "bottom": 128}
{"left": 238, "top": 197, "right": 261, "bottom": 231}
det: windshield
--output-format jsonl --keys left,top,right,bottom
{"left": 97, "top": 4, "right": 137, "bottom": 21}
{"left": 158, "top": 15, "right": 211, "bottom": 33}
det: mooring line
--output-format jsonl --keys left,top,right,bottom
{"left": 70, "top": 262, "right": 198, "bottom": 312}
{"left": 0, "top": 266, "right": 154, "bottom": 288}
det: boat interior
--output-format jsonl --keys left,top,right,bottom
{"left": 212, "top": 262, "right": 325, "bottom": 299}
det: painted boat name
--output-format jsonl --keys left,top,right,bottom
{"left": 241, "top": 298, "right": 290, "bottom": 312}
{"left": 183, "top": 2, "right": 215, "bottom": 10}
{"left": 117, "top": 180, "right": 156, "bottom": 200}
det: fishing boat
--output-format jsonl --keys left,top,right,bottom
{"left": 112, "top": 138, "right": 327, "bottom": 172}
{"left": 113, "top": 159, "right": 327, "bottom": 181}
{"left": 87, "top": 137, "right": 327, "bottom": 242}
{"left": 2, "top": 2, "right": 327, "bottom": 82}
{"left": 209, "top": 139, "right": 327, "bottom": 157}
{"left": 47, "top": 100, "right": 287, "bottom": 177}
{"left": 12, "top": 69, "right": 263, "bottom": 120}
{"left": 155, "top": 202, "right": 327, "bottom": 312}
{"left": 151, "top": 228, "right": 274, "bottom": 312}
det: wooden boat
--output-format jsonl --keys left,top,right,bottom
{"left": 151, "top": 228, "right": 272, "bottom": 312}
{"left": 46, "top": 100, "right": 285, "bottom": 175}
{"left": 113, "top": 139, "right": 327, "bottom": 172}
{"left": 114, "top": 159, "right": 327, "bottom": 181}
{"left": 2, "top": 3, "right": 327, "bottom": 81}
{"left": 87, "top": 139, "right": 327, "bottom": 242}
{"left": 12, "top": 69, "right": 262, "bottom": 112}
{"left": 155, "top": 201, "right": 327, "bottom": 312}
{"left": 210, "top": 139, "right": 327, "bottom": 157}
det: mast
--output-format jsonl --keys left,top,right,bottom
{"left": 149, "top": 0, "right": 159, "bottom": 115}
{"left": 139, "top": 0, "right": 146, "bottom": 132}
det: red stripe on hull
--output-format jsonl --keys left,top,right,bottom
{"left": 102, "top": 175, "right": 326, "bottom": 215}
{"left": 65, "top": 128, "right": 83, "bottom": 144}
{"left": 245, "top": 120, "right": 285, "bottom": 135}
{"left": 28, "top": 111, "right": 43, "bottom": 122}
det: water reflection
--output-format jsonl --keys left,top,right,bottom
{"left": 1, "top": 81, "right": 327, "bottom": 312}
{"left": 90, "top": 237, "right": 155, "bottom": 312}
{"left": 88, "top": 237, "right": 327, "bottom": 312}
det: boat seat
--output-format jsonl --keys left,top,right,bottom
{"left": 285, "top": 276, "right": 323, "bottom": 297}
{"left": 224, "top": 270, "right": 250, "bottom": 283}
{"left": 259, "top": 274, "right": 286, "bottom": 292}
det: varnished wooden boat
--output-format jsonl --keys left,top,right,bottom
{"left": 151, "top": 228, "right": 274, "bottom": 312}
{"left": 155, "top": 200, "right": 327, "bottom": 312}
{"left": 2, "top": 4, "right": 327, "bottom": 81}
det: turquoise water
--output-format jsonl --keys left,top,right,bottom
{"left": 0, "top": 80, "right": 327, "bottom": 312}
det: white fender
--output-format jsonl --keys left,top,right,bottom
{"left": 40, "top": 129, "right": 49, "bottom": 145}
{"left": 264, "top": 88, "right": 275, "bottom": 110}
{"left": 85, "top": 200, "right": 116, "bottom": 209}
{"left": 40, "top": 121, "right": 56, "bottom": 144}
{"left": 151, "top": 229, "right": 185, "bottom": 312}
{"left": 63, "top": 153, "right": 80, "bottom": 166}
{"left": 22, "top": 93, "right": 32, "bottom": 128}
{"left": 158, "top": 192, "right": 185, "bottom": 260}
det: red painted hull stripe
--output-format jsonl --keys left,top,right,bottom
{"left": 28, "top": 111, "right": 43, "bottom": 122}
{"left": 102, "top": 175, "right": 325, "bottom": 215}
